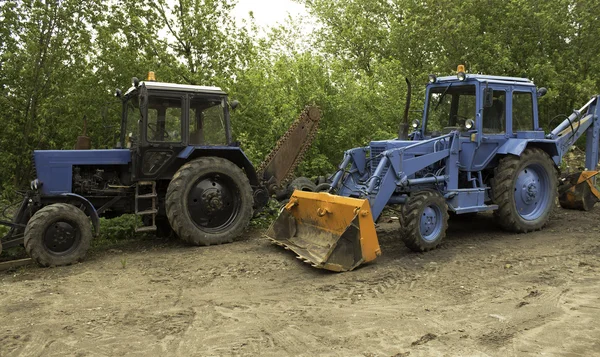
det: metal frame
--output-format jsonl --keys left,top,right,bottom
{"left": 329, "top": 74, "right": 600, "bottom": 224}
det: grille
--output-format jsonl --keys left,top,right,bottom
{"left": 369, "top": 144, "right": 389, "bottom": 182}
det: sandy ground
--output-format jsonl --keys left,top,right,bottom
{"left": 1, "top": 207, "right": 599, "bottom": 357}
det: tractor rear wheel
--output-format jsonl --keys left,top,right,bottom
{"left": 166, "top": 157, "right": 253, "bottom": 245}
{"left": 399, "top": 191, "right": 449, "bottom": 252}
{"left": 24, "top": 203, "right": 92, "bottom": 267}
{"left": 491, "top": 148, "right": 557, "bottom": 232}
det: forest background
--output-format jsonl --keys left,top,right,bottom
{"left": 1, "top": 0, "right": 599, "bottom": 199}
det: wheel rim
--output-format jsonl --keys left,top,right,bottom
{"left": 44, "top": 220, "right": 80, "bottom": 254}
{"left": 514, "top": 163, "right": 551, "bottom": 220}
{"left": 187, "top": 174, "right": 241, "bottom": 232}
{"left": 420, "top": 204, "right": 443, "bottom": 242}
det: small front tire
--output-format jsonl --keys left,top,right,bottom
{"left": 24, "top": 203, "right": 92, "bottom": 267}
{"left": 399, "top": 191, "right": 449, "bottom": 252}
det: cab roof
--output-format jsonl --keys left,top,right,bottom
{"left": 434, "top": 74, "right": 535, "bottom": 87}
{"left": 142, "top": 81, "right": 227, "bottom": 95}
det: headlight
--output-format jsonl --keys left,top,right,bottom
{"left": 428, "top": 74, "right": 437, "bottom": 83}
{"left": 465, "top": 119, "right": 475, "bottom": 130}
{"left": 412, "top": 119, "right": 420, "bottom": 129}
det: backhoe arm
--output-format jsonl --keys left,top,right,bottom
{"left": 548, "top": 96, "right": 600, "bottom": 169}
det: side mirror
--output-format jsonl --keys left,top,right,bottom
{"left": 483, "top": 88, "right": 494, "bottom": 108}
{"left": 537, "top": 87, "right": 548, "bottom": 98}
{"left": 230, "top": 100, "right": 240, "bottom": 110}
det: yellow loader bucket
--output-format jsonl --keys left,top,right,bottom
{"left": 265, "top": 191, "right": 381, "bottom": 272}
{"left": 559, "top": 171, "right": 600, "bottom": 211}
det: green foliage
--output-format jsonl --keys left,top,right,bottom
{"left": 2, "top": 0, "right": 600, "bottom": 202}
{"left": 98, "top": 215, "right": 140, "bottom": 242}
{"left": 249, "top": 199, "right": 283, "bottom": 229}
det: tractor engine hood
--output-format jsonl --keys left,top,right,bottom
{"left": 33, "top": 149, "right": 131, "bottom": 195}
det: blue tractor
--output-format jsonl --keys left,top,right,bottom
{"left": 267, "top": 66, "right": 600, "bottom": 272}
{"left": 0, "top": 74, "right": 321, "bottom": 266}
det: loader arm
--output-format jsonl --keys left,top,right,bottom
{"left": 332, "top": 132, "right": 457, "bottom": 220}
{"left": 266, "top": 132, "right": 458, "bottom": 272}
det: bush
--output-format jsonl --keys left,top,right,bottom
{"left": 98, "top": 215, "right": 140, "bottom": 242}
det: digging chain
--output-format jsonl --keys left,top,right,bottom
{"left": 256, "top": 105, "right": 322, "bottom": 186}
{"left": 283, "top": 112, "right": 320, "bottom": 184}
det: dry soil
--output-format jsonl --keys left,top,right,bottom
{"left": 1, "top": 207, "right": 599, "bottom": 356}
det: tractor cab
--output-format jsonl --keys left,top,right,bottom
{"left": 416, "top": 67, "right": 549, "bottom": 175}
{"left": 420, "top": 67, "right": 542, "bottom": 141}
{"left": 118, "top": 75, "right": 235, "bottom": 180}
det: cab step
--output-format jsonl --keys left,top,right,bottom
{"left": 135, "top": 181, "right": 158, "bottom": 233}
{"left": 135, "top": 225, "right": 157, "bottom": 233}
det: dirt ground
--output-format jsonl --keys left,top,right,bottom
{"left": 1, "top": 206, "right": 599, "bottom": 357}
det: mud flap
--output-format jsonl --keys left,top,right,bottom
{"left": 265, "top": 191, "right": 381, "bottom": 272}
{"left": 558, "top": 171, "right": 600, "bottom": 211}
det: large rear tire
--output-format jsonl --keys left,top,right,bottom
{"left": 491, "top": 148, "right": 557, "bottom": 232}
{"left": 24, "top": 203, "right": 92, "bottom": 267}
{"left": 400, "top": 191, "right": 449, "bottom": 252}
{"left": 166, "top": 157, "right": 253, "bottom": 245}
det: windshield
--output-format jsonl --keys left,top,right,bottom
{"left": 425, "top": 85, "right": 476, "bottom": 135}
{"left": 146, "top": 96, "right": 183, "bottom": 143}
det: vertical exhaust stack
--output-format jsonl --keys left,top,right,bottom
{"left": 398, "top": 78, "right": 412, "bottom": 140}
{"left": 75, "top": 116, "right": 91, "bottom": 150}
{"left": 265, "top": 191, "right": 381, "bottom": 272}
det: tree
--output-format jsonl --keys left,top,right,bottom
{"left": 0, "top": 0, "right": 104, "bottom": 190}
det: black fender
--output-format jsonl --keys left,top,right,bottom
{"left": 41, "top": 193, "right": 100, "bottom": 237}
{"left": 176, "top": 146, "right": 260, "bottom": 186}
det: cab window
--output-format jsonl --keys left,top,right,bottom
{"left": 426, "top": 85, "right": 476, "bottom": 135}
{"left": 189, "top": 97, "right": 227, "bottom": 145}
{"left": 146, "top": 96, "right": 182, "bottom": 143}
{"left": 482, "top": 90, "right": 506, "bottom": 134}
{"left": 513, "top": 91, "right": 534, "bottom": 132}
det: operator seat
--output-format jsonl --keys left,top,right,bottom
{"left": 483, "top": 99, "right": 504, "bottom": 133}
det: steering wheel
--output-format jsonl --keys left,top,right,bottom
{"left": 147, "top": 123, "right": 171, "bottom": 140}
{"left": 452, "top": 115, "right": 471, "bottom": 126}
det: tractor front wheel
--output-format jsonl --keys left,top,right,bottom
{"left": 399, "top": 191, "right": 449, "bottom": 252}
{"left": 491, "top": 148, "right": 557, "bottom": 232}
{"left": 24, "top": 203, "right": 92, "bottom": 267}
{"left": 166, "top": 157, "right": 253, "bottom": 245}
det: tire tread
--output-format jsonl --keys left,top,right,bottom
{"left": 24, "top": 203, "right": 92, "bottom": 267}
{"left": 491, "top": 148, "right": 557, "bottom": 233}
{"left": 399, "top": 191, "right": 449, "bottom": 252}
{"left": 165, "top": 157, "right": 253, "bottom": 246}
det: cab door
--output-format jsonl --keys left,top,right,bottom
{"left": 134, "top": 92, "right": 188, "bottom": 180}
{"left": 465, "top": 86, "right": 509, "bottom": 171}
